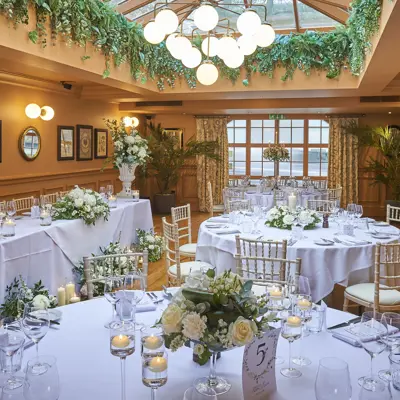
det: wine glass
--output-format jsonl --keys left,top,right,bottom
{"left": 23, "top": 356, "right": 60, "bottom": 400}
{"left": 123, "top": 273, "right": 146, "bottom": 330}
{"left": 355, "top": 205, "right": 363, "bottom": 220}
{"left": 142, "top": 349, "right": 168, "bottom": 400}
{"left": 358, "top": 377, "right": 391, "bottom": 400}
{"left": 250, "top": 205, "right": 262, "bottom": 234}
{"left": 378, "top": 312, "right": 400, "bottom": 381}
{"left": 110, "top": 322, "right": 135, "bottom": 400}
{"left": 106, "top": 185, "right": 114, "bottom": 198}
{"left": 19, "top": 302, "right": 49, "bottom": 375}
{"left": 0, "top": 202, "right": 6, "bottom": 239}
{"left": 0, "top": 328, "right": 25, "bottom": 390}
{"left": 280, "top": 314, "right": 303, "bottom": 378}
{"left": 315, "top": 357, "right": 352, "bottom": 400}
{"left": 356, "top": 311, "right": 387, "bottom": 389}
{"left": 104, "top": 276, "right": 124, "bottom": 329}
{"left": 347, "top": 203, "right": 356, "bottom": 220}
{"left": 6, "top": 201, "right": 16, "bottom": 220}
{"left": 99, "top": 187, "right": 106, "bottom": 199}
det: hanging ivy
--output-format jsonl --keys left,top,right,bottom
{"left": 0, "top": 0, "right": 382, "bottom": 90}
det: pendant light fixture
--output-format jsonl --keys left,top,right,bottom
{"left": 143, "top": 21, "right": 165, "bottom": 44}
{"left": 254, "top": 23, "right": 276, "bottom": 47}
{"left": 237, "top": 9, "right": 261, "bottom": 36}
{"left": 194, "top": 2, "right": 219, "bottom": 32}
{"left": 155, "top": 8, "right": 179, "bottom": 35}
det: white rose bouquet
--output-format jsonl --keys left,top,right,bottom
{"left": 0, "top": 276, "right": 57, "bottom": 318}
{"left": 136, "top": 229, "right": 163, "bottom": 263}
{"left": 157, "top": 269, "right": 272, "bottom": 365}
{"left": 265, "top": 205, "right": 320, "bottom": 230}
{"left": 53, "top": 186, "right": 110, "bottom": 226}
{"left": 104, "top": 119, "right": 149, "bottom": 169}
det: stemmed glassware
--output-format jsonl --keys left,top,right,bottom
{"left": 358, "top": 376, "right": 391, "bottom": 400}
{"left": 6, "top": 201, "right": 16, "bottom": 220}
{"left": 315, "top": 358, "right": 352, "bottom": 400}
{"left": 106, "top": 185, "right": 114, "bottom": 198}
{"left": 104, "top": 276, "right": 124, "bottom": 329}
{"left": 250, "top": 205, "right": 262, "bottom": 234}
{"left": 0, "top": 202, "right": 6, "bottom": 239}
{"left": 356, "top": 311, "right": 387, "bottom": 389}
{"left": 110, "top": 322, "right": 135, "bottom": 400}
{"left": 99, "top": 187, "right": 106, "bottom": 199}
{"left": 280, "top": 314, "right": 303, "bottom": 378}
{"left": 355, "top": 204, "right": 363, "bottom": 221}
{"left": 19, "top": 302, "right": 50, "bottom": 375}
{"left": 347, "top": 203, "right": 356, "bottom": 221}
{"left": 142, "top": 347, "right": 168, "bottom": 400}
{"left": 123, "top": 272, "right": 146, "bottom": 330}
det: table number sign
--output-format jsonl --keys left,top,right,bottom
{"left": 242, "top": 328, "right": 280, "bottom": 399}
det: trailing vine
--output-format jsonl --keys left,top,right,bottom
{"left": 0, "top": 0, "right": 382, "bottom": 90}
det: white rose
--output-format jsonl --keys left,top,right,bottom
{"left": 74, "top": 198, "right": 84, "bottom": 207}
{"left": 147, "top": 235, "right": 155, "bottom": 243}
{"left": 283, "top": 214, "right": 295, "bottom": 225}
{"left": 131, "top": 145, "right": 139, "bottom": 153}
{"left": 228, "top": 317, "right": 258, "bottom": 346}
{"left": 148, "top": 245, "right": 154, "bottom": 250}
{"left": 193, "top": 343, "right": 205, "bottom": 356}
{"left": 32, "top": 295, "right": 50, "bottom": 310}
{"left": 181, "top": 312, "right": 207, "bottom": 341}
{"left": 161, "top": 304, "right": 183, "bottom": 334}
{"left": 83, "top": 194, "right": 96, "bottom": 206}
{"left": 138, "top": 148, "right": 146, "bottom": 158}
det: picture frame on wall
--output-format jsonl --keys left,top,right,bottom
{"left": 76, "top": 125, "right": 93, "bottom": 161}
{"left": 94, "top": 128, "right": 108, "bottom": 159}
{"left": 57, "top": 125, "right": 74, "bottom": 161}
{"left": 162, "top": 128, "right": 184, "bottom": 148}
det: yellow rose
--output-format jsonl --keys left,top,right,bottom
{"left": 229, "top": 317, "right": 258, "bottom": 346}
{"left": 161, "top": 304, "right": 183, "bottom": 334}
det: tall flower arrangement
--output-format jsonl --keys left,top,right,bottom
{"left": 263, "top": 143, "right": 290, "bottom": 162}
{"left": 104, "top": 119, "right": 149, "bottom": 169}
{"left": 136, "top": 229, "right": 164, "bottom": 262}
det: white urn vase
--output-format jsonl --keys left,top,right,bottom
{"left": 118, "top": 163, "right": 138, "bottom": 198}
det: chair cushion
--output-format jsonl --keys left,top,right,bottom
{"left": 179, "top": 243, "right": 197, "bottom": 255}
{"left": 345, "top": 283, "right": 400, "bottom": 306}
{"left": 213, "top": 204, "right": 225, "bottom": 212}
{"left": 168, "top": 261, "right": 214, "bottom": 277}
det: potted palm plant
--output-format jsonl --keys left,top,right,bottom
{"left": 145, "top": 123, "right": 219, "bottom": 213}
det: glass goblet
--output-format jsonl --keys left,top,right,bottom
{"left": 280, "top": 315, "right": 303, "bottom": 378}
{"left": 106, "top": 185, "right": 114, "bottom": 198}
{"left": 19, "top": 302, "right": 49, "bottom": 375}
{"left": 142, "top": 350, "right": 168, "bottom": 400}
{"left": 358, "top": 376, "right": 391, "bottom": 400}
{"left": 6, "top": 201, "right": 16, "bottom": 220}
{"left": 104, "top": 276, "right": 124, "bottom": 329}
{"left": 123, "top": 273, "right": 146, "bottom": 330}
{"left": 110, "top": 322, "right": 135, "bottom": 400}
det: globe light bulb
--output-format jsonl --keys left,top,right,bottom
{"left": 144, "top": 21, "right": 165, "bottom": 44}
{"left": 25, "top": 103, "right": 41, "bottom": 119}
{"left": 217, "top": 36, "right": 238, "bottom": 60}
{"left": 237, "top": 35, "right": 257, "bottom": 56}
{"left": 194, "top": 4, "right": 219, "bottom": 31}
{"left": 131, "top": 117, "right": 140, "bottom": 128}
{"left": 237, "top": 10, "right": 261, "bottom": 36}
{"left": 223, "top": 47, "right": 244, "bottom": 69}
{"left": 170, "top": 35, "right": 192, "bottom": 60}
{"left": 155, "top": 8, "right": 179, "bottom": 35}
{"left": 166, "top": 33, "right": 178, "bottom": 53}
{"left": 201, "top": 36, "right": 219, "bottom": 57}
{"left": 196, "top": 61, "right": 219, "bottom": 85}
{"left": 254, "top": 24, "right": 276, "bottom": 47}
{"left": 182, "top": 47, "right": 202, "bottom": 69}
{"left": 40, "top": 106, "right": 55, "bottom": 121}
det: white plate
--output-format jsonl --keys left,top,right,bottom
{"left": 371, "top": 234, "right": 392, "bottom": 240}
{"left": 373, "top": 222, "right": 390, "bottom": 227}
{"left": 314, "top": 240, "right": 334, "bottom": 246}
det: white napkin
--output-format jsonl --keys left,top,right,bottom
{"left": 239, "top": 234, "right": 264, "bottom": 241}
{"left": 205, "top": 223, "right": 228, "bottom": 228}
{"left": 214, "top": 228, "right": 241, "bottom": 235}
{"left": 116, "top": 291, "right": 157, "bottom": 313}
{"left": 207, "top": 217, "right": 229, "bottom": 223}
{"left": 337, "top": 235, "right": 369, "bottom": 245}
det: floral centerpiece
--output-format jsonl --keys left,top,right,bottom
{"left": 53, "top": 186, "right": 110, "bottom": 226}
{"left": 265, "top": 205, "right": 320, "bottom": 230}
{"left": 74, "top": 241, "right": 136, "bottom": 298}
{"left": 136, "top": 229, "right": 163, "bottom": 262}
{"left": 263, "top": 144, "right": 290, "bottom": 162}
{"left": 0, "top": 276, "right": 57, "bottom": 318}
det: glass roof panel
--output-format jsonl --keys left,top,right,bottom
{"left": 297, "top": 1, "right": 340, "bottom": 27}
{"left": 126, "top": 0, "right": 169, "bottom": 21}
{"left": 109, "top": 0, "right": 124, "bottom": 6}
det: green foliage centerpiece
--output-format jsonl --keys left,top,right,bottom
{"left": 265, "top": 206, "right": 321, "bottom": 230}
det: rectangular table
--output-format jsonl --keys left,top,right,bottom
{"left": 0, "top": 199, "right": 153, "bottom": 302}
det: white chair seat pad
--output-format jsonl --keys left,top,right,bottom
{"left": 345, "top": 283, "right": 400, "bottom": 306}
{"left": 168, "top": 261, "right": 214, "bottom": 277}
{"left": 179, "top": 243, "right": 197, "bottom": 255}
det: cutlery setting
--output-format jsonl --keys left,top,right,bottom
{"left": 146, "top": 292, "right": 164, "bottom": 303}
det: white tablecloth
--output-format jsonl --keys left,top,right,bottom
{"left": 0, "top": 200, "right": 153, "bottom": 302}
{"left": 8, "top": 297, "right": 395, "bottom": 400}
{"left": 196, "top": 220, "right": 400, "bottom": 302}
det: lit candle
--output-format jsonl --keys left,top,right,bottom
{"left": 132, "top": 190, "right": 139, "bottom": 201}
{"left": 65, "top": 282, "right": 75, "bottom": 304}
{"left": 148, "top": 356, "right": 168, "bottom": 373}
{"left": 297, "top": 298, "right": 312, "bottom": 310}
{"left": 69, "top": 295, "right": 80, "bottom": 304}
{"left": 4, "top": 219, "right": 15, "bottom": 226}
{"left": 3, "top": 219, "right": 16, "bottom": 237}
{"left": 287, "top": 316, "right": 302, "bottom": 327}
{"left": 267, "top": 286, "right": 282, "bottom": 298}
{"left": 144, "top": 335, "right": 163, "bottom": 350}
{"left": 288, "top": 192, "right": 297, "bottom": 212}
{"left": 111, "top": 334, "right": 130, "bottom": 348}
{"left": 57, "top": 287, "right": 66, "bottom": 306}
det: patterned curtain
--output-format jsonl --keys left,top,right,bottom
{"left": 328, "top": 118, "right": 359, "bottom": 206}
{"left": 196, "top": 117, "right": 229, "bottom": 212}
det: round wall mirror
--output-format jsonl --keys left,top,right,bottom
{"left": 19, "top": 127, "right": 41, "bottom": 161}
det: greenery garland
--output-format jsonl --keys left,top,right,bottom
{"left": 0, "top": 0, "right": 381, "bottom": 90}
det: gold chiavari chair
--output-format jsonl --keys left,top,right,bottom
{"left": 59, "top": 191, "right": 69, "bottom": 198}
{"left": 306, "top": 199, "right": 337, "bottom": 213}
{"left": 13, "top": 196, "right": 34, "bottom": 213}
{"left": 226, "top": 199, "right": 251, "bottom": 213}
{"left": 387, "top": 204, "right": 400, "bottom": 224}
{"left": 171, "top": 203, "right": 197, "bottom": 259}
{"left": 327, "top": 187, "right": 342, "bottom": 204}
{"left": 40, "top": 192, "right": 59, "bottom": 206}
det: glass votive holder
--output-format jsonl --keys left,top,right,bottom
{"left": 108, "top": 195, "right": 117, "bottom": 209}
{"left": 141, "top": 326, "right": 165, "bottom": 357}
{"left": 3, "top": 219, "right": 15, "bottom": 237}
{"left": 142, "top": 349, "right": 168, "bottom": 389}
{"left": 132, "top": 190, "right": 140, "bottom": 202}
{"left": 241, "top": 218, "right": 253, "bottom": 234}
{"left": 266, "top": 284, "right": 284, "bottom": 311}
{"left": 39, "top": 210, "right": 52, "bottom": 226}
{"left": 390, "top": 352, "right": 400, "bottom": 391}
{"left": 306, "top": 304, "right": 325, "bottom": 334}
{"left": 110, "top": 322, "right": 136, "bottom": 358}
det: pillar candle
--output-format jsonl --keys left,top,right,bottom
{"left": 288, "top": 193, "right": 297, "bottom": 211}
{"left": 65, "top": 282, "right": 75, "bottom": 304}
{"left": 57, "top": 287, "right": 66, "bottom": 306}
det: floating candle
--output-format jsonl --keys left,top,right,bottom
{"left": 287, "top": 316, "right": 302, "bottom": 327}
{"left": 269, "top": 290, "right": 282, "bottom": 298}
{"left": 297, "top": 298, "right": 312, "bottom": 310}
{"left": 143, "top": 335, "right": 163, "bottom": 350}
{"left": 69, "top": 295, "right": 80, "bottom": 304}
{"left": 112, "top": 334, "right": 130, "bottom": 348}
{"left": 57, "top": 287, "right": 66, "bottom": 306}
{"left": 149, "top": 356, "right": 168, "bottom": 373}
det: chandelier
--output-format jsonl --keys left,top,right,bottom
{"left": 143, "top": 1, "right": 276, "bottom": 86}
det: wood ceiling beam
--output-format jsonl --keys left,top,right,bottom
{"left": 136, "top": 2, "right": 194, "bottom": 24}
{"left": 117, "top": 0, "right": 155, "bottom": 15}
{"left": 309, "top": 0, "right": 350, "bottom": 12}
{"left": 299, "top": 0, "right": 348, "bottom": 24}
{"left": 293, "top": 0, "right": 301, "bottom": 32}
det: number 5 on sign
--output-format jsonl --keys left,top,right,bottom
{"left": 242, "top": 329, "right": 280, "bottom": 399}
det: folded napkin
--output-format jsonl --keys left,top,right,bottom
{"left": 205, "top": 223, "right": 228, "bottom": 229}
{"left": 214, "top": 228, "right": 241, "bottom": 235}
{"left": 207, "top": 217, "right": 229, "bottom": 223}
{"left": 116, "top": 291, "right": 157, "bottom": 313}
{"left": 239, "top": 234, "right": 264, "bottom": 241}
{"left": 337, "top": 235, "right": 370, "bottom": 245}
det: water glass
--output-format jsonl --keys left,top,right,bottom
{"left": 106, "top": 185, "right": 114, "bottom": 197}
{"left": 280, "top": 315, "right": 303, "bottom": 378}
{"left": 6, "top": 201, "right": 16, "bottom": 219}
{"left": 379, "top": 312, "right": 400, "bottom": 381}
{"left": 142, "top": 350, "right": 168, "bottom": 400}
{"left": 0, "top": 202, "right": 6, "bottom": 239}
{"left": 315, "top": 357, "right": 352, "bottom": 400}
{"left": 347, "top": 203, "right": 356, "bottom": 219}
{"left": 104, "top": 276, "right": 124, "bottom": 329}
{"left": 307, "top": 304, "right": 325, "bottom": 334}
{"left": 99, "top": 187, "right": 106, "bottom": 199}
{"left": 39, "top": 208, "right": 52, "bottom": 226}
{"left": 358, "top": 377, "right": 391, "bottom": 399}
{"left": 141, "top": 326, "right": 165, "bottom": 357}
{"left": 241, "top": 218, "right": 252, "bottom": 234}
{"left": 390, "top": 352, "right": 400, "bottom": 390}
{"left": 123, "top": 273, "right": 146, "bottom": 329}
{"left": 23, "top": 356, "right": 59, "bottom": 400}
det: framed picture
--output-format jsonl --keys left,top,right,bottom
{"left": 94, "top": 128, "right": 108, "bottom": 159}
{"left": 57, "top": 125, "right": 74, "bottom": 161}
{"left": 76, "top": 125, "right": 93, "bottom": 161}
{"left": 163, "top": 128, "right": 184, "bottom": 148}
{"left": 0, "top": 120, "right": 2, "bottom": 163}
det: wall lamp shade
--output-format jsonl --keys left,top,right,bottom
{"left": 237, "top": 10, "right": 261, "bottom": 36}
{"left": 196, "top": 61, "right": 219, "bottom": 86}
{"left": 144, "top": 21, "right": 165, "bottom": 44}
{"left": 40, "top": 106, "right": 54, "bottom": 121}
{"left": 194, "top": 4, "right": 219, "bottom": 31}
{"left": 123, "top": 116, "right": 140, "bottom": 128}
{"left": 131, "top": 117, "right": 140, "bottom": 128}
{"left": 25, "top": 103, "right": 41, "bottom": 119}
{"left": 155, "top": 8, "right": 179, "bottom": 35}
{"left": 254, "top": 24, "right": 276, "bottom": 47}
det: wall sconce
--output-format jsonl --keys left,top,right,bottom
{"left": 25, "top": 104, "right": 55, "bottom": 121}
{"left": 122, "top": 116, "right": 139, "bottom": 128}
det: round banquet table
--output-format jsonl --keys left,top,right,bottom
{"left": 196, "top": 220, "right": 400, "bottom": 302}
{"left": 6, "top": 297, "right": 396, "bottom": 400}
